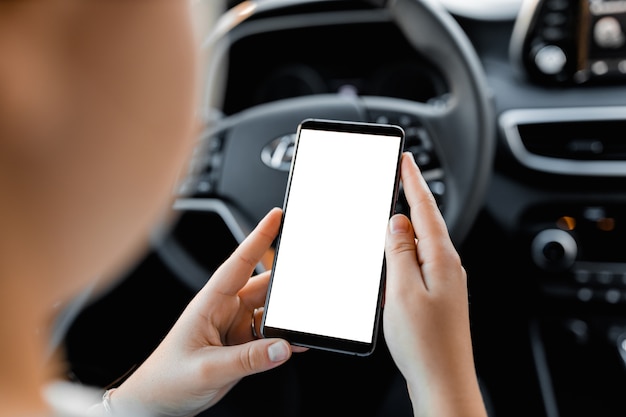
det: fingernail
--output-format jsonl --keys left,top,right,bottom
{"left": 389, "top": 215, "right": 410, "bottom": 234}
{"left": 268, "top": 341, "right": 290, "bottom": 362}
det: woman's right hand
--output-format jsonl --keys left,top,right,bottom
{"left": 383, "top": 152, "right": 487, "bottom": 417}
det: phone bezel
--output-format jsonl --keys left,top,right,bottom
{"left": 260, "top": 118, "right": 405, "bottom": 356}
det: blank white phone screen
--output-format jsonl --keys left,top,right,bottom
{"left": 264, "top": 126, "right": 402, "bottom": 343}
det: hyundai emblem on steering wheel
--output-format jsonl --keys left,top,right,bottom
{"left": 261, "top": 134, "right": 296, "bottom": 171}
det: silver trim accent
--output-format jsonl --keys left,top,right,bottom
{"left": 439, "top": 0, "right": 523, "bottom": 21}
{"left": 154, "top": 199, "right": 267, "bottom": 291}
{"left": 529, "top": 319, "right": 561, "bottom": 417}
{"left": 509, "top": 0, "right": 542, "bottom": 79}
{"left": 499, "top": 106, "right": 626, "bottom": 176}
{"left": 172, "top": 198, "right": 251, "bottom": 245}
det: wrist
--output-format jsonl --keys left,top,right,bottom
{"left": 88, "top": 387, "right": 153, "bottom": 417}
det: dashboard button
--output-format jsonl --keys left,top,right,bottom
{"left": 534, "top": 44, "right": 567, "bottom": 75}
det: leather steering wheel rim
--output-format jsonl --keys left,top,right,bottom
{"left": 155, "top": 0, "right": 496, "bottom": 292}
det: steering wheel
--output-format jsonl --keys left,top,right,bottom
{"left": 155, "top": 0, "right": 496, "bottom": 292}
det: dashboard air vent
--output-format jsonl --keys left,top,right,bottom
{"left": 499, "top": 107, "right": 626, "bottom": 176}
{"left": 518, "top": 121, "right": 626, "bottom": 161}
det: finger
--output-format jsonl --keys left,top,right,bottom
{"left": 291, "top": 345, "right": 309, "bottom": 353}
{"left": 400, "top": 153, "right": 452, "bottom": 255}
{"left": 238, "top": 270, "right": 271, "bottom": 310}
{"left": 385, "top": 214, "right": 425, "bottom": 292}
{"left": 210, "top": 208, "right": 282, "bottom": 296}
{"left": 400, "top": 153, "right": 464, "bottom": 290}
{"left": 213, "top": 339, "right": 293, "bottom": 383}
{"left": 227, "top": 274, "right": 271, "bottom": 345}
{"left": 252, "top": 308, "right": 309, "bottom": 353}
{"left": 233, "top": 306, "right": 312, "bottom": 351}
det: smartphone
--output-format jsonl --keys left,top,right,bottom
{"left": 260, "top": 118, "right": 405, "bottom": 356}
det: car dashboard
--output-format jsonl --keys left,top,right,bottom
{"left": 461, "top": 2, "right": 626, "bottom": 416}
{"left": 222, "top": 20, "right": 448, "bottom": 115}
{"left": 62, "top": 1, "right": 626, "bottom": 417}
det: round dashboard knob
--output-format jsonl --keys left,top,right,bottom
{"left": 594, "top": 16, "right": 625, "bottom": 49}
{"left": 533, "top": 44, "right": 567, "bottom": 75}
{"left": 531, "top": 229, "right": 578, "bottom": 271}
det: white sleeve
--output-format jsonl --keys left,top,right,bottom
{"left": 44, "top": 381, "right": 152, "bottom": 417}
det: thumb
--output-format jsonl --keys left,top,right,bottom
{"left": 219, "top": 338, "right": 293, "bottom": 381}
{"left": 385, "top": 214, "right": 419, "bottom": 265}
{"left": 385, "top": 214, "right": 422, "bottom": 292}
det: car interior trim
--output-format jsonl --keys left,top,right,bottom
{"left": 153, "top": 198, "right": 267, "bottom": 291}
{"left": 499, "top": 106, "right": 626, "bottom": 176}
{"left": 509, "top": 0, "right": 542, "bottom": 79}
{"left": 199, "top": 2, "right": 391, "bottom": 122}
{"left": 529, "top": 319, "right": 560, "bottom": 417}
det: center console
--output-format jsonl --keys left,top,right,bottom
{"left": 498, "top": 104, "right": 626, "bottom": 417}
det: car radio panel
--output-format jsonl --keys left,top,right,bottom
{"left": 526, "top": 203, "right": 626, "bottom": 304}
